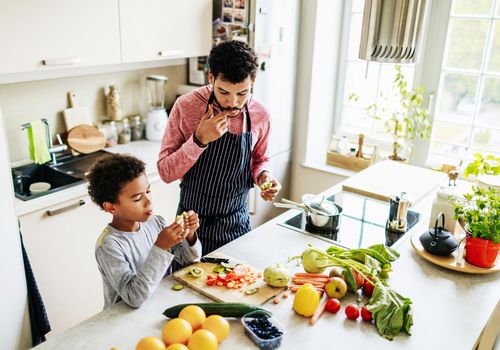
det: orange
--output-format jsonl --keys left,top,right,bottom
{"left": 136, "top": 336, "right": 167, "bottom": 350}
{"left": 166, "top": 344, "right": 189, "bottom": 350}
{"left": 187, "top": 329, "right": 218, "bottom": 350}
{"left": 201, "top": 315, "right": 230, "bottom": 342}
{"left": 179, "top": 305, "right": 206, "bottom": 331}
{"left": 162, "top": 318, "right": 193, "bottom": 346}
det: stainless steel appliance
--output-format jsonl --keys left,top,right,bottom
{"left": 279, "top": 191, "right": 420, "bottom": 249}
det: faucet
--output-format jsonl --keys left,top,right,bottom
{"left": 21, "top": 119, "right": 68, "bottom": 165}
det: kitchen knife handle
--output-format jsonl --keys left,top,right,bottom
{"left": 46, "top": 199, "right": 85, "bottom": 216}
{"left": 200, "top": 257, "right": 229, "bottom": 264}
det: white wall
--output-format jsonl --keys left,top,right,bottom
{"left": 290, "top": 0, "right": 346, "bottom": 201}
{"left": 0, "top": 64, "right": 187, "bottom": 162}
{"left": 0, "top": 106, "right": 31, "bottom": 349}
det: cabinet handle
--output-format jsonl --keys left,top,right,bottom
{"left": 158, "top": 49, "right": 185, "bottom": 58}
{"left": 46, "top": 199, "right": 85, "bottom": 216}
{"left": 41, "top": 57, "right": 82, "bottom": 66}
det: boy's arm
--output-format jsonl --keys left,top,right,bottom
{"left": 171, "top": 233, "right": 202, "bottom": 267}
{"left": 96, "top": 242, "right": 174, "bottom": 308}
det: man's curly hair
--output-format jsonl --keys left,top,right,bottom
{"left": 208, "top": 40, "right": 258, "bottom": 83}
{"left": 87, "top": 154, "right": 145, "bottom": 209}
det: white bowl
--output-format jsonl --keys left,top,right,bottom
{"left": 29, "top": 182, "right": 51, "bottom": 194}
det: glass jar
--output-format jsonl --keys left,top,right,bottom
{"left": 118, "top": 117, "right": 131, "bottom": 144}
{"left": 98, "top": 120, "right": 118, "bottom": 147}
{"left": 130, "top": 115, "right": 145, "bottom": 141}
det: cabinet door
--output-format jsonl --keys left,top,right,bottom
{"left": 119, "top": 0, "right": 212, "bottom": 63}
{"left": 0, "top": 0, "right": 121, "bottom": 74}
{"left": 19, "top": 195, "right": 109, "bottom": 336}
{"left": 150, "top": 179, "right": 181, "bottom": 221}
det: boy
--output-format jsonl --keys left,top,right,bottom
{"left": 87, "top": 154, "right": 201, "bottom": 309}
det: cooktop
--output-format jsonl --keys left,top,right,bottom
{"left": 278, "top": 191, "right": 420, "bottom": 249}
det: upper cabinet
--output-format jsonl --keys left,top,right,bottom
{"left": 119, "top": 0, "right": 212, "bottom": 63}
{"left": 0, "top": 0, "right": 121, "bottom": 74}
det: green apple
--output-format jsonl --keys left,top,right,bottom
{"left": 324, "top": 277, "right": 348, "bottom": 299}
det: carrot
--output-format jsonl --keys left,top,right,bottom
{"left": 291, "top": 280, "right": 327, "bottom": 287}
{"left": 294, "top": 273, "right": 329, "bottom": 278}
{"left": 310, "top": 297, "right": 328, "bottom": 325}
{"left": 289, "top": 285, "right": 324, "bottom": 292}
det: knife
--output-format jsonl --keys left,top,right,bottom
{"left": 200, "top": 257, "right": 230, "bottom": 264}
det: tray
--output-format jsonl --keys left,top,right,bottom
{"left": 410, "top": 230, "right": 500, "bottom": 274}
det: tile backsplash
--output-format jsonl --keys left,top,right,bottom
{"left": 0, "top": 64, "right": 186, "bottom": 162}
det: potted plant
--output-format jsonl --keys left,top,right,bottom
{"left": 463, "top": 153, "right": 500, "bottom": 191}
{"left": 453, "top": 186, "right": 500, "bottom": 268}
{"left": 349, "top": 65, "right": 431, "bottom": 161}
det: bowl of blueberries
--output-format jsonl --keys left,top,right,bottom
{"left": 242, "top": 310, "right": 285, "bottom": 349}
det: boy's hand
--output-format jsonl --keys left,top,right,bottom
{"left": 154, "top": 222, "right": 185, "bottom": 250}
{"left": 184, "top": 210, "right": 199, "bottom": 244}
{"left": 258, "top": 171, "right": 281, "bottom": 201}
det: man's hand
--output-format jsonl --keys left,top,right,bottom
{"left": 258, "top": 171, "right": 281, "bottom": 201}
{"left": 154, "top": 222, "right": 185, "bottom": 250}
{"left": 194, "top": 105, "right": 231, "bottom": 145}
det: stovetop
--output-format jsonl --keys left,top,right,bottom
{"left": 278, "top": 191, "right": 420, "bottom": 249}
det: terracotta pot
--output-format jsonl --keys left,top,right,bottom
{"left": 465, "top": 233, "right": 500, "bottom": 268}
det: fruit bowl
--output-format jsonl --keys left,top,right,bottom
{"left": 242, "top": 310, "right": 284, "bottom": 349}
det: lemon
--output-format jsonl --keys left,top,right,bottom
{"left": 166, "top": 344, "right": 189, "bottom": 350}
{"left": 162, "top": 318, "right": 193, "bottom": 346}
{"left": 179, "top": 305, "right": 206, "bottom": 331}
{"left": 187, "top": 329, "right": 218, "bottom": 350}
{"left": 136, "top": 336, "right": 167, "bottom": 350}
{"left": 201, "top": 315, "right": 230, "bottom": 342}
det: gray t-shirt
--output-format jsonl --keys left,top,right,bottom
{"left": 95, "top": 215, "right": 201, "bottom": 309}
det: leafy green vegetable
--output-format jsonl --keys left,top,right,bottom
{"left": 367, "top": 282, "right": 413, "bottom": 340}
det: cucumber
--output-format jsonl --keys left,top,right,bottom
{"left": 163, "top": 302, "right": 271, "bottom": 318}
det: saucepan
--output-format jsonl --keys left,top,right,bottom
{"left": 274, "top": 195, "right": 343, "bottom": 230}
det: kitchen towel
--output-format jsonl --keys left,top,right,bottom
{"left": 28, "top": 119, "right": 51, "bottom": 164}
{"left": 19, "top": 227, "right": 51, "bottom": 346}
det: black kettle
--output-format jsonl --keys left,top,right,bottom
{"left": 420, "top": 212, "right": 458, "bottom": 256}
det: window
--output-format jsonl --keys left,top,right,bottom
{"left": 427, "top": 0, "right": 500, "bottom": 167}
{"left": 334, "top": 0, "right": 500, "bottom": 167}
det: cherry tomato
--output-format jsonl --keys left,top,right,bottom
{"left": 361, "top": 306, "right": 373, "bottom": 322}
{"left": 325, "top": 298, "right": 341, "bottom": 314}
{"left": 363, "top": 281, "right": 374, "bottom": 297}
{"left": 345, "top": 304, "right": 359, "bottom": 320}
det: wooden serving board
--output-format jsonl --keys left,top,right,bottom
{"left": 342, "top": 160, "right": 446, "bottom": 205}
{"left": 67, "top": 124, "right": 106, "bottom": 154}
{"left": 410, "top": 230, "right": 500, "bottom": 274}
{"left": 174, "top": 254, "right": 283, "bottom": 304}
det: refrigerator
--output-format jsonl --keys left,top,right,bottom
{"left": 210, "top": 0, "right": 300, "bottom": 226}
{"left": 0, "top": 105, "right": 30, "bottom": 349}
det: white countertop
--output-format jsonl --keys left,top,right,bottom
{"left": 15, "top": 141, "right": 162, "bottom": 216}
{"left": 33, "top": 186, "right": 500, "bottom": 350}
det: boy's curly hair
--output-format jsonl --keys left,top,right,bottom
{"left": 87, "top": 154, "right": 145, "bottom": 209}
{"left": 208, "top": 40, "right": 258, "bottom": 83}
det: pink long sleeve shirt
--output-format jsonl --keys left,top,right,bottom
{"left": 157, "top": 85, "right": 271, "bottom": 184}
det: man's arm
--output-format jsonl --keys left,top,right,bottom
{"left": 157, "top": 102, "right": 207, "bottom": 183}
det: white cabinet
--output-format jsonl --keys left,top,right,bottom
{"left": 119, "top": 0, "right": 212, "bottom": 63}
{"left": 17, "top": 179, "right": 180, "bottom": 336}
{"left": 0, "top": 0, "right": 121, "bottom": 75}
{"left": 18, "top": 194, "right": 109, "bottom": 336}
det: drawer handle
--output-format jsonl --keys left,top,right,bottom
{"left": 46, "top": 199, "right": 85, "bottom": 216}
{"left": 41, "top": 57, "right": 82, "bottom": 66}
{"left": 158, "top": 49, "right": 185, "bottom": 58}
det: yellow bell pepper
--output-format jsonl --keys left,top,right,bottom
{"left": 293, "top": 283, "right": 320, "bottom": 317}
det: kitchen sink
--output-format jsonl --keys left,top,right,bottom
{"left": 12, "top": 150, "right": 112, "bottom": 201}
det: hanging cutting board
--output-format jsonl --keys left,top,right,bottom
{"left": 342, "top": 160, "right": 446, "bottom": 205}
{"left": 174, "top": 253, "right": 283, "bottom": 304}
{"left": 63, "top": 91, "right": 93, "bottom": 155}
{"left": 67, "top": 125, "right": 106, "bottom": 154}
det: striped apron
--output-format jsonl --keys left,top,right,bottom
{"left": 177, "top": 93, "right": 254, "bottom": 256}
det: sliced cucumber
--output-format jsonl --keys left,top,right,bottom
{"left": 244, "top": 287, "right": 259, "bottom": 295}
{"left": 171, "top": 284, "right": 184, "bottom": 291}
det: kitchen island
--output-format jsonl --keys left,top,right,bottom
{"left": 33, "top": 181, "right": 500, "bottom": 350}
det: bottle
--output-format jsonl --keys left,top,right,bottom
{"left": 338, "top": 136, "right": 350, "bottom": 155}
{"left": 118, "top": 117, "right": 131, "bottom": 144}
{"left": 106, "top": 85, "right": 122, "bottom": 121}
{"left": 130, "top": 115, "right": 145, "bottom": 141}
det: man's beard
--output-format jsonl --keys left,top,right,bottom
{"left": 213, "top": 95, "right": 243, "bottom": 114}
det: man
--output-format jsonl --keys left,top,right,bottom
{"left": 157, "top": 40, "right": 280, "bottom": 255}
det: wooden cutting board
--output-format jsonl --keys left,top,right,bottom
{"left": 67, "top": 124, "right": 106, "bottom": 154}
{"left": 342, "top": 160, "right": 446, "bottom": 205}
{"left": 63, "top": 91, "right": 94, "bottom": 155}
{"left": 174, "top": 254, "right": 283, "bottom": 304}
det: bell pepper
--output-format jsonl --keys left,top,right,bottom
{"left": 293, "top": 283, "right": 320, "bottom": 317}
